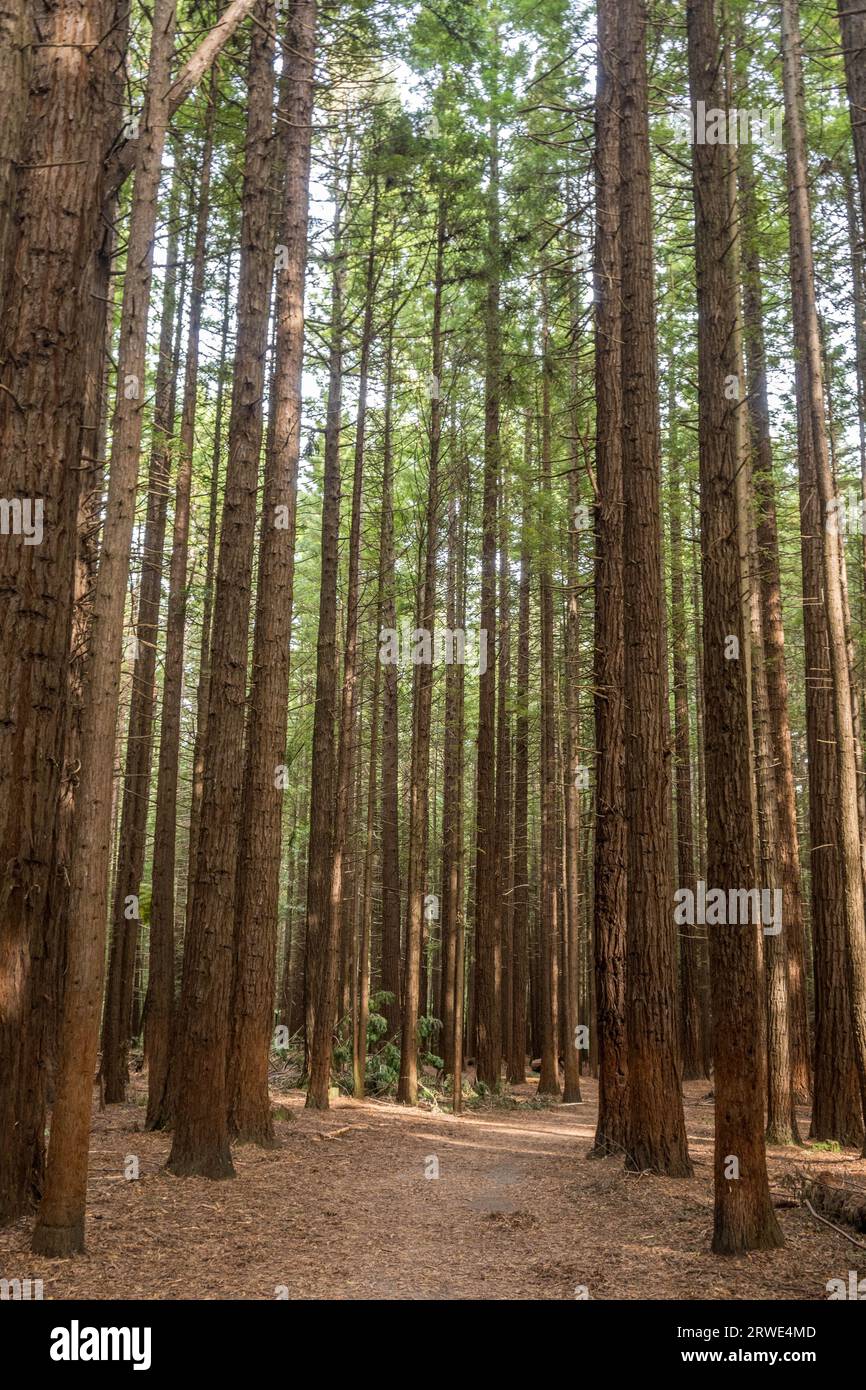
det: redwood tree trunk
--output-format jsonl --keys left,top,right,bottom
{"left": 590, "top": 0, "right": 629, "bottom": 1158}
{"left": 620, "top": 0, "right": 690, "bottom": 1177}
{"left": 686, "top": 0, "right": 782, "bottom": 1251}
{"left": 167, "top": 1, "right": 276, "bottom": 1177}
{"left": 228, "top": 0, "right": 317, "bottom": 1144}
{"left": 33, "top": 0, "right": 178, "bottom": 1255}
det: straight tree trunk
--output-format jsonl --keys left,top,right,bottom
{"left": 146, "top": 95, "right": 218, "bottom": 1132}
{"left": 307, "top": 173, "right": 369, "bottom": 1112}
{"left": 620, "top": 0, "right": 690, "bottom": 1177}
{"left": 740, "top": 148, "right": 812, "bottom": 1106}
{"left": 187, "top": 245, "right": 233, "bottom": 917}
{"left": 398, "top": 189, "right": 443, "bottom": 1104}
{"left": 538, "top": 287, "right": 561, "bottom": 1099}
{"left": 228, "top": 0, "right": 317, "bottom": 1144}
{"left": 166, "top": 1, "right": 276, "bottom": 1176}
{"left": 782, "top": 0, "right": 866, "bottom": 1151}
{"left": 0, "top": 0, "right": 116, "bottom": 1227}
{"left": 474, "top": 114, "right": 502, "bottom": 1091}
{"left": 379, "top": 299, "right": 402, "bottom": 1039}
{"left": 686, "top": 0, "right": 783, "bottom": 1250}
{"left": 32, "top": 0, "right": 178, "bottom": 1256}
{"left": 668, "top": 414, "right": 704, "bottom": 1080}
{"left": 100, "top": 167, "right": 182, "bottom": 1104}
{"left": 508, "top": 444, "right": 532, "bottom": 1086}
{"left": 590, "top": 0, "right": 629, "bottom": 1157}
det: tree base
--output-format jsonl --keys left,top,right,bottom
{"left": 31, "top": 1219, "right": 85, "bottom": 1257}
{"left": 165, "top": 1145, "right": 235, "bottom": 1179}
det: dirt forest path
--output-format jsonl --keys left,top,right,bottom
{"left": 1, "top": 1079, "right": 862, "bottom": 1301}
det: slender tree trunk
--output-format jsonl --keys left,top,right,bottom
{"left": 838, "top": 0, "right": 866, "bottom": 238}
{"left": 167, "top": 1, "right": 276, "bottom": 1176}
{"left": 398, "top": 189, "right": 443, "bottom": 1104}
{"left": 379, "top": 299, "right": 402, "bottom": 1039}
{"left": 100, "top": 167, "right": 182, "bottom": 1104}
{"left": 307, "top": 176, "right": 369, "bottom": 1106}
{"left": 474, "top": 113, "right": 502, "bottom": 1091}
{"left": 740, "top": 147, "right": 812, "bottom": 1106}
{"left": 686, "top": 0, "right": 782, "bottom": 1250}
{"left": 33, "top": 0, "right": 178, "bottom": 1256}
{"left": 669, "top": 415, "right": 704, "bottom": 1081}
{"left": 187, "top": 246, "right": 232, "bottom": 918}
{"left": 508, "top": 444, "right": 532, "bottom": 1086}
{"left": 538, "top": 289, "right": 561, "bottom": 1099}
{"left": 228, "top": 0, "right": 317, "bottom": 1144}
{"left": 782, "top": 0, "right": 866, "bottom": 1151}
{"left": 621, "top": 0, "right": 690, "bottom": 1177}
{"left": 590, "top": 0, "right": 629, "bottom": 1156}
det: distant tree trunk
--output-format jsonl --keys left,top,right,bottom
{"left": 782, "top": 0, "right": 866, "bottom": 1151}
{"left": 146, "top": 99, "right": 218, "bottom": 1132}
{"left": 441, "top": 425, "right": 466, "bottom": 1080}
{"left": 838, "top": 1, "right": 866, "bottom": 238}
{"left": 100, "top": 167, "right": 182, "bottom": 1104}
{"left": 474, "top": 113, "right": 502, "bottom": 1091}
{"left": 306, "top": 174, "right": 367, "bottom": 1111}
{"left": 508, "top": 444, "right": 532, "bottom": 1086}
{"left": 668, "top": 414, "right": 704, "bottom": 1081}
{"left": 538, "top": 285, "right": 561, "bottom": 1100}
{"left": 228, "top": 0, "right": 316, "bottom": 1144}
{"left": 379, "top": 300, "right": 402, "bottom": 1039}
{"left": 740, "top": 149, "right": 811, "bottom": 1106}
{"left": 187, "top": 246, "right": 232, "bottom": 916}
{"left": 686, "top": 0, "right": 782, "bottom": 1250}
{"left": 167, "top": 1, "right": 276, "bottom": 1177}
{"left": 0, "top": 0, "right": 116, "bottom": 1229}
{"left": 497, "top": 488, "right": 514, "bottom": 1074}
{"left": 32, "top": 0, "right": 178, "bottom": 1256}
{"left": 398, "top": 188, "right": 443, "bottom": 1104}
{"left": 590, "top": 0, "right": 629, "bottom": 1157}
{"left": 621, "top": 0, "right": 690, "bottom": 1177}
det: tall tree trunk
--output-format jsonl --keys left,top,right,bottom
{"left": 740, "top": 149, "right": 812, "bottom": 1106}
{"left": 508, "top": 442, "right": 532, "bottom": 1086}
{"left": 782, "top": 0, "right": 866, "bottom": 1150}
{"left": 398, "top": 189, "right": 443, "bottom": 1104}
{"left": 32, "top": 0, "right": 178, "bottom": 1256}
{"left": 307, "top": 176, "right": 369, "bottom": 1106}
{"left": 686, "top": 0, "right": 782, "bottom": 1250}
{"left": 166, "top": 1, "right": 276, "bottom": 1177}
{"left": 668, "top": 410, "right": 704, "bottom": 1081}
{"left": 187, "top": 245, "right": 232, "bottom": 917}
{"left": 379, "top": 298, "right": 402, "bottom": 1039}
{"left": 100, "top": 167, "right": 182, "bottom": 1104}
{"left": 620, "top": 0, "right": 690, "bottom": 1176}
{"left": 538, "top": 286, "right": 561, "bottom": 1099}
{"left": 838, "top": 0, "right": 866, "bottom": 238}
{"left": 146, "top": 95, "right": 218, "bottom": 1132}
{"left": 0, "top": 0, "right": 117, "bottom": 1228}
{"left": 474, "top": 113, "right": 502, "bottom": 1091}
{"left": 590, "top": 0, "right": 629, "bottom": 1157}
{"left": 228, "top": 0, "right": 317, "bottom": 1144}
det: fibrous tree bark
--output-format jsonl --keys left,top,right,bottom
{"left": 33, "top": 0, "right": 178, "bottom": 1255}
{"left": 620, "top": 0, "right": 690, "bottom": 1177}
{"left": 687, "top": 0, "right": 782, "bottom": 1250}
{"left": 167, "top": 0, "right": 276, "bottom": 1176}
{"left": 228, "top": 0, "right": 317, "bottom": 1144}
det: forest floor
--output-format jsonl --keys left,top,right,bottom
{"left": 1, "top": 1075, "right": 864, "bottom": 1300}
